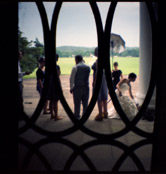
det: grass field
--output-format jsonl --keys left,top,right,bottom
{"left": 24, "top": 57, "right": 139, "bottom": 79}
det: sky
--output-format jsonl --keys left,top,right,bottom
{"left": 18, "top": 2, "right": 140, "bottom": 47}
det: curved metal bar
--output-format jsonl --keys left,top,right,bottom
{"left": 18, "top": 1, "right": 156, "bottom": 140}
{"left": 79, "top": 1, "right": 131, "bottom": 139}
{"left": 64, "top": 138, "right": 145, "bottom": 172}
{"left": 64, "top": 147, "right": 97, "bottom": 172}
{"left": 104, "top": 1, "right": 132, "bottom": 125}
{"left": 18, "top": 1, "right": 51, "bottom": 134}
{"left": 18, "top": 1, "right": 157, "bottom": 172}
{"left": 129, "top": 2, "right": 157, "bottom": 138}
{"left": 50, "top": 1, "right": 79, "bottom": 124}
{"left": 112, "top": 139, "right": 152, "bottom": 172}
{"left": 19, "top": 137, "right": 52, "bottom": 172}
{"left": 104, "top": 2, "right": 156, "bottom": 138}
{"left": 19, "top": 1, "right": 81, "bottom": 137}
{"left": 19, "top": 137, "right": 96, "bottom": 171}
{"left": 131, "top": 2, "right": 157, "bottom": 125}
{"left": 78, "top": 0, "right": 104, "bottom": 124}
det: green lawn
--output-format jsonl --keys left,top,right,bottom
{"left": 24, "top": 57, "right": 139, "bottom": 79}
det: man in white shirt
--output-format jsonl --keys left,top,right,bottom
{"left": 18, "top": 51, "right": 31, "bottom": 119}
{"left": 70, "top": 55, "right": 90, "bottom": 119}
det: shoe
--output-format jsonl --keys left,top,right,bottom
{"left": 95, "top": 114, "right": 103, "bottom": 121}
{"left": 54, "top": 116, "right": 63, "bottom": 121}
{"left": 50, "top": 115, "right": 55, "bottom": 119}
{"left": 103, "top": 112, "right": 108, "bottom": 119}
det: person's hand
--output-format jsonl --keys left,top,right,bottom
{"left": 70, "top": 89, "right": 73, "bottom": 94}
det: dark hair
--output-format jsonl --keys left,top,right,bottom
{"left": 128, "top": 73, "right": 137, "bottom": 79}
{"left": 114, "top": 62, "right": 118, "bottom": 66}
{"left": 38, "top": 57, "right": 45, "bottom": 63}
{"left": 75, "top": 55, "right": 83, "bottom": 62}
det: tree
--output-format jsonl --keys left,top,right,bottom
{"left": 18, "top": 28, "right": 44, "bottom": 72}
{"left": 18, "top": 29, "right": 32, "bottom": 52}
{"left": 34, "top": 38, "right": 44, "bottom": 48}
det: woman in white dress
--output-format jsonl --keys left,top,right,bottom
{"left": 108, "top": 73, "right": 138, "bottom": 120}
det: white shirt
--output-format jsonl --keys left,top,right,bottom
{"left": 18, "top": 61, "right": 25, "bottom": 82}
{"left": 70, "top": 60, "right": 85, "bottom": 91}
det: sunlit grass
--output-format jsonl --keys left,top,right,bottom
{"left": 24, "top": 57, "right": 139, "bottom": 79}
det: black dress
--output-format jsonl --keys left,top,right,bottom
{"left": 47, "top": 65, "right": 60, "bottom": 101}
{"left": 112, "top": 70, "right": 122, "bottom": 89}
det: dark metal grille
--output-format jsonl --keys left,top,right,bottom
{"left": 18, "top": 1, "right": 157, "bottom": 172}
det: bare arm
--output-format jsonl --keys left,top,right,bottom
{"left": 128, "top": 85, "right": 134, "bottom": 99}
{"left": 120, "top": 73, "right": 123, "bottom": 80}
{"left": 116, "top": 78, "right": 128, "bottom": 96}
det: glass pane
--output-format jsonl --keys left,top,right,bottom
{"left": 109, "top": 2, "right": 140, "bottom": 121}
{"left": 18, "top": 2, "right": 44, "bottom": 122}
{"left": 56, "top": 2, "right": 97, "bottom": 121}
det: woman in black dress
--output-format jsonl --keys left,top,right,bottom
{"left": 47, "top": 54, "right": 63, "bottom": 121}
{"left": 112, "top": 62, "right": 123, "bottom": 89}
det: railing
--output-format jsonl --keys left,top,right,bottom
{"left": 18, "top": 1, "right": 157, "bottom": 172}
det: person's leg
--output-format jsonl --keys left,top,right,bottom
{"left": 73, "top": 89, "right": 81, "bottom": 119}
{"left": 43, "top": 100, "right": 50, "bottom": 114}
{"left": 95, "top": 76, "right": 104, "bottom": 121}
{"left": 95, "top": 100, "right": 103, "bottom": 121}
{"left": 82, "top": 87, "right": 89, "bottom": 115}
{"left": 50, "top": 100, "right": 54, "bottom": 119}
{"left": 103, "top": 100, "right": 108, "bottom": 119}
{"left": 47, "top": 100, "right": 51, "bottom": 111}
{"left": 98, "top": 100, "right": 103, "bottom": 114}
{"left": 54, "top": 100, "right": 63, "bottom": 121}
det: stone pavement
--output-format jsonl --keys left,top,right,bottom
{"left": 18, "top": 75, "right": 154, "bottom": 172}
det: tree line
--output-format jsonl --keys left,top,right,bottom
{"left": 18, "top": 29, "right": 44, "bottom": 72}
{"left": 57, "top": 46, "right": 139, "bottom": 58}
{"left": 19, "top": 29, "right": 139, "bottom": 72}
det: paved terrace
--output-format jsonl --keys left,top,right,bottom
{"left": 18, "top": 75, "right": 154, "bottom": 172}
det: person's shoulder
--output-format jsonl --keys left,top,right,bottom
{"left": 36, "top": 68, "right": 41, "bottom": 73}
{"left": 72, "top": 65, "right": 77, "bottom": 71}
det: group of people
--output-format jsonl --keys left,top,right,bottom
{"left": 69, "top": 47, "right": 138, "bottom": 121}
{"left": 18, "top": 47, "right": 138, "bottom": 122}
{"left": 36, "top": 47, "right": 138, "bottom": 121}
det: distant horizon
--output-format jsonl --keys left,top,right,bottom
{"left": 56, "top": 45, "right": 139, "bottom": 48}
